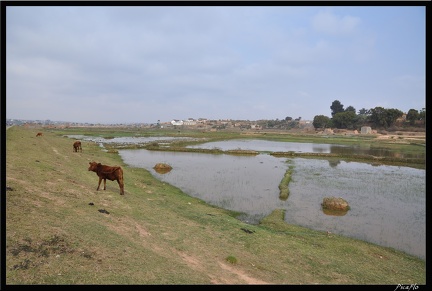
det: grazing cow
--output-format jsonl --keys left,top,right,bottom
{"left": 88, "top": 161, "right": 124, "bottom": 195}
{"left": 36, "top": 132, "right": 43, "bottom": 137}
{"left": 73, "top": 141, "right": 82, "bottom": 152}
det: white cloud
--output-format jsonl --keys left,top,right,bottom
{"left": 5, "top": 6, "right": 425, "bottom": 123}
{"left": 311, "top": 10, "right": 361, "bottom": 36}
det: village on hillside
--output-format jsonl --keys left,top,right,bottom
{"left": 6, "top": 117, "right": 315, "bottom": 132}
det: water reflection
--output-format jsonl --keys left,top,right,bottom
{"left": 120, "top": 150, "right": 287, "bottom": 220}
{"left": 119, "top": 149, "right": 425, "bottom": 260}
{"left": 322, "top": 208, "right": 348, "bottom": 216}
{"left": 187, "top": 139, "right": 345, "bottom": 153}
{"left": 187, "top": 139, "right": 425, "bottom": 159}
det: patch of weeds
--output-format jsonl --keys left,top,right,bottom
{"left": 279, "top": 169, "right": 292, "bottom": 200}
{"left": 9, "top": 234, "right": 81, "bottom": 272}
{"left": 80, "top": 250, "right": 94, "bottom": 259}
{"left": 12, "top": 259, "right": 32, "bottom": 270}
{"left": 226, "top": 255, "right": 238, "bottom": 264}
{"left": 10, "top": 243, "right": 37, "bottom": 256}
{"left": 42, "top": 234, "right": 72, "bottom": 254}
{"left": 10, "top": 234, "right": 74, "bottom": 258}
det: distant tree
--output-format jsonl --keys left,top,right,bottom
{"left": 332, "top": 111, "right": 357, "bottom": 129}
{"left": 419, "top": 108, "right": 426, "bottom": 122}
{"left": 266, "top": 120, "right": 277, "bottom": 128}
{"left": 406, "top": 109, "right": 419, "bottom": 125}
{"left": 345, "top": 106, "right": 356, "bottom": 113}
{"left": 330, "top": 100, "right": 344, "bottom": 117}
{"left": 356, "top": 108, "right": 370, "bottom": 126}
{"left": 386, "top": 108, "right": 404, "bottom": 127}
{"left": 285, "top": 116, "right": 292, "bottom": 121}
{"left": 369, "top": 107, "right": 403, "bottom": 128}
{"left": 358, "top": 108, "right": 370, "bottom": 115}
{"left": 313, "top": 115, "right": 331, "bottom": 129}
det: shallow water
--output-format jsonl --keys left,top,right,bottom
{"left": 187, "top": 139, "right": 425, "bottom": 159}
{"left": 119, "top": 149, "right": 425, "bottom": 260}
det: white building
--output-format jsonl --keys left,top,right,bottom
{"left": 171, "top": 119, "right": 184, "bottom": 126}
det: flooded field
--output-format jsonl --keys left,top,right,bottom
{"left": 187, "top": 139, "right": 426, "bottom": 159}
{"left": 69, "top": 135, "right": 426, "bottom": 259}
{"left": 119, "top": 148, "right": 425, "bottom": 260}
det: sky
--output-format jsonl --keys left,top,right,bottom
{"left": 5, "top": 5, "right": 426, "bottom": 124}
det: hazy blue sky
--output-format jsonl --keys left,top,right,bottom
{"left": 6, "top": 5, "right": 425, "bottom": 124}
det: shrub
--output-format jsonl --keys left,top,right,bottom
{"left": 226, "top": 255, "right": 237, "bottom": 264}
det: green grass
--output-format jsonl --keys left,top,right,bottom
{"left": 6, "top": 126, "right": 426, "bottom": 284}
{"left": 278, "top": 166, "right": 293, "bottom": 201}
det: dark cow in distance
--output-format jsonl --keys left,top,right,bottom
{"left": 73, "top": 141, "right": 82, "bottom": 152}
{"left": 36, "top": 132, "right": 43, "bottom": 137}
{"left": 88, "top": 161, "right": 124, "bottom": 195}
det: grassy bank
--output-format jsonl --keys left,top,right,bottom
{"left": 5, "top": 126, "right": 425, "bottom": 284}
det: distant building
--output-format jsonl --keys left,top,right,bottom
{"left": 250, "top": 124, "right": 262, "bottom": 130}
{"left": 361, "top": 126, "right": 372, "bottom": 134}
{"left": 171, "top": 119, "right": 184, "bottom": 126}
{"left": 183, "top": 119, "right": 197, "bottom": 125}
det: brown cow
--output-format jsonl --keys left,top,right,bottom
{"left": 73, "top": 141, "right": 82, "bottom": 152}
{"left": 88, "top": 161, "right": 124, "bottom": 195}
{"left": 36, "top": 132, "right": 43, "bottom": 137}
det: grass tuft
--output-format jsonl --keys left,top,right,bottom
{"left": 226, "top": 256, "right": 238, "bottom": 264}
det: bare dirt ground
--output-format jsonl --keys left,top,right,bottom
{"left": 374, "top": 132, "right": 426, "bottom": 142}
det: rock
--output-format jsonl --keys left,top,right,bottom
{"left": 321, "top": 197, "right": 350, "bottom": 212}
{"left": 153, "top": 163, "right": 172, "bottom": 174}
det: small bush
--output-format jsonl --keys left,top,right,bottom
{"left": 226, "top": 255, "right": 237, "bottom": 264}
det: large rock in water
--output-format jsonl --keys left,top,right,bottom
{"left": 153, "top": 163, "right": 172, "bottom": 174}
{"left": 321, "top": 197, "right": 350, "bottom": 211}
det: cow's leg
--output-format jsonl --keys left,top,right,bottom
{"left": 97, "top": 177, "right": 102, "bottom": 191}
{"left": 103, "top": 179, "right": 107, "bottom": 190}
{"left": 117, "top": 179, "right": 124, "bottom": 195}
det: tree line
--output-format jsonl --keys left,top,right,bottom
{"left": 312, "top": 100, "right": 425, "bottom": 130}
